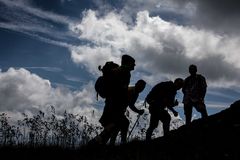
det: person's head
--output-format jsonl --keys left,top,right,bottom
{"left": 135, "top": 79, "right": 146, "bottom": 93}
{"left": 121, "top": 54, "right": 135, "bottom": 71}
{"left": 189, "top": 64, "right": 197, "bottom": 76}
{"left": 174, "top": 78, "right": 184, "bottom": 90}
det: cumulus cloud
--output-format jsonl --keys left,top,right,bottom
{"left": 95, "top": 0, "right": 240, "bottom": 35}
{"left": 3, "top": 0, "right": 239, "bottom": 86}
{"left": 1, "top": 0, "right": 239, "bottom": 85}
{"left": 0, "top": 68, "right": 100, "bottom": 120}
{"left": 70, "top": 10, "right": 240, "bottom": 86}
{"left": 1, "top": 0, "right": 239, "bottom": 113}
{"left": 92, "top": 0, "right": 195, "bottom": 25}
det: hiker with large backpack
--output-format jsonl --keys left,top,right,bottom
{"left": 145, "top": 78, "right": 184, "bottom": 140}
{"left": 109, "top": 79, "right": 146, "bottom": 145}
{"left": 91, "top": 54, "right": 136, "bottom": 145}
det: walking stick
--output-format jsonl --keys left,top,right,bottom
{"left": 127, "top": 114, "right": 141, "bottom": 141}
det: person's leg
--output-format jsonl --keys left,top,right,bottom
{"left": 95, "top": 102, "right": 114, "bottom": 144}
{"left": 120, "top": 117, "right": 130, "bottom": 144}
{"left": 195, "top": 102, "right": 208, "bottom": 119}
{"left": 93, "top": 123, "right": 115, "bottom": 144}
{"left": 184, "top": 103, "right": 193, "bottom": 125}
{"left": 159, "top": 110, "right": 171, "bottom": 136}
{"left": 109, "top": 128, "right": 120, "bottom": 145}
{"left": 146, "top": 113, "right": 159, "bottom": 140}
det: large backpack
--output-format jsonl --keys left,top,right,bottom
{"left": 94, "top": 61, "right": 119, "bottom": 100}
{"left": 145, "top": 81, "right": 173, "bottom": 106}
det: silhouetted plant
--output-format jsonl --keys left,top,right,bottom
{"left": 0, "top": 105, "right": 184, "bottom": 147}
{"left": 0, "top": 113, "right": 19, "bottom": 146}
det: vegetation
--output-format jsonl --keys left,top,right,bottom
{"left": 1, "top": 101, "right": 240, "bottom": 160}
{"left": 0, "top": 106, "right": 102, "bottom": 148}
{"left": 0, "top": 106, "right": 184, "bottom": 148}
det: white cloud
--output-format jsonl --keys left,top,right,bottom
{"left": 70, "top": 10, "right": 240, "bottom": 87}
{"left": 0, "top": 0, "right": 73, "bottom": 24}
{"left": 1, "top": 1, "right": 240, "bottom": 87}
{"left": 1, "top": 1, "right": 239, "bottom": 114}
{"left": 0, "top": 68, "right": 100, "bottom": 121}
{"left": 23, "top": 67, "right": 63, "bottom": 73}
{"left": 123, "top": 0, "right": 196, "bottom": 20}
{"left": 71, "top": 45, "right": 121, "bottom": 75}
{"left": 0, "top": 0, "right": 78, "bottom": 48}
{"left": 0, "top": 22, "right": 75, "bottom": 48}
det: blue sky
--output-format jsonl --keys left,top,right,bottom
{"left": 0, "top": 0, "right": 240, "bottom": 123}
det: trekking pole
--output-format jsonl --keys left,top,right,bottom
{"left": 127, "top": 114, "right": 141, "bottom": 141}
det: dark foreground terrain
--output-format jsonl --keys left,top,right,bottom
{"left": 1, "top": 100, "right": 240, "bottom": 160}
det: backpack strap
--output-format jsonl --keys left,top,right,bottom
{"left": 143, "top": 98, "right": 148, "bottom": 108}
{"left": 96, "top": 92, "right": 99, "bottom": 101}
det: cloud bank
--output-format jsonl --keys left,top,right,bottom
{"left": 0, "top": 68, "right": 100, "bottom": 120}
{"left": 1, "top": 0, "right": 240, "bottom": 87}
{"left": 70, "top": 10, "right": 240, "bottom": 86}
{"left": 1, "top": 0, "right": 239, "bottom": 115}
{"left": 97, "top": 0, "right": 240, "bottom": 35}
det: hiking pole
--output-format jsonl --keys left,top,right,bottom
{"left": 127, "top": 114, "right": 141, "bottom": 141}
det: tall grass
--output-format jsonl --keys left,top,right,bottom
{"left": 0, "top": 106, "right": 102, "bottom": 148}
{"left": 0, "top": 107, "right": 184, "bottom": 148}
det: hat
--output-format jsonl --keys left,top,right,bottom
{"left": 121, "top": 54, "right": 135, "bottom": 65}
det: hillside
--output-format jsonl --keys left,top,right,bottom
{"left": 1, "top": 100, "right": 240, "bottom": 160}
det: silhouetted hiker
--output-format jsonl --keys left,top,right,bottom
{"left": 182, "top": 64, "right": 208, "bottom": 125}
{"left": 109, "top": 79, "right": 146, "bottom": 145}
{"left": 145, "top": 78, "right": 184, "bottom": 140}
{"left": 90, "top": 54, "right": 136, "bottom": 145}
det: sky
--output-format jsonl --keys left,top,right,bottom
{"left": 0, "top": 0, "right": 240, "bottom": 124}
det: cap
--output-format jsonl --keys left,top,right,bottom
{"left": 121, "top": 54, "right": 135, "bottom": 65}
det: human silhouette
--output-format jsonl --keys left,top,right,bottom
{"left": 109, "top": 79, "right": 146, "bottom": 145}
{"left": 90, "top": 54, "right": 136, "bottom": 145}
{"left": 145, "top": 78, "right": 184, "bottom": 140}
{"left": 182, "top": 64, "right": 208, "bottom": 125}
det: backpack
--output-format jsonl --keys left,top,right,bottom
{"left": 145, "top": 90, "right": 155, "bottom": 106}
{"left": 145, "top": 81, "right": 173, "bottom": 106}
{"left": 94, "top": 61, "right": 119, "bottom": 100}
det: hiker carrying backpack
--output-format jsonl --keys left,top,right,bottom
{"left": 144, "top": 81, "right": 169, "bottom": 108}
{"left": 90, "top": 55, "right": 136, "bottom": 145}
{"left": 145, "top": 78, "right": 183, "bottom": 140}
{"left": 95, "top": 61, "right": 119, "bottom": 100}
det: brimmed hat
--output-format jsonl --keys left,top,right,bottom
{"left": 121, "top": 54, "right": 135, "bottom": 65}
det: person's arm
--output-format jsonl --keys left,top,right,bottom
{"left": 167, "top": 97, "right": 178, "bottom": 117}
{"left": 129, "top": 94, "right": 144, "bottom": 115}
{"left": 182, "top": 77, "right": 188, "bottom": 95}
{"left": 198, "top": 75, "right": 207, "bottom": 101}
{"left": 201, "top": 76, "right": 207, "bottom": 98}
{"left": 167, "top": 106, "right": 178, "bottom": 117}
{"left": 129, "top": 104, "right": 144, "bottom": 115}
